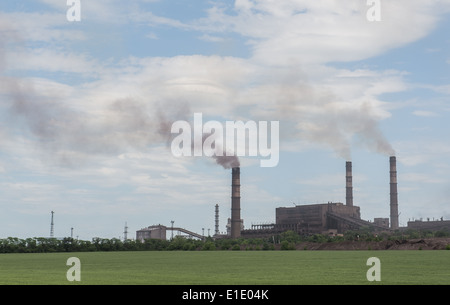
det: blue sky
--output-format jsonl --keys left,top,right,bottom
{"left": 0, "top": 0, "right": 449, "bottom": 240}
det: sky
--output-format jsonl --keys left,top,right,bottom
{"left": 0, "top": 0, "right": 449, "bottom": 240}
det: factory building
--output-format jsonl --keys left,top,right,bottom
{"left": 276, "top": 202, "right": 361, "bottom": 234}
{"left": 407, "top": 219, "right": 450, "bottom": 231}
{"left": 136, "top": 224, "right": 205, "bottom": 241}
{"left": 242, "top": 201, "right": 388, "bottom": 238}
{"left": 136, "top": 225, "right": 166, "bottom": 241}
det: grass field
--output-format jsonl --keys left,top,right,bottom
{"left": 0, "top": 250, "right": 449, "bottom": 285}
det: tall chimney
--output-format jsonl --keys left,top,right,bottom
{"left": 215, "top": 204, "right": 219, "bottom": 236}
{"left": 346, "top": 161, "right": 353, "bottom": 207}
{"left": 390, "top": 156, "right": 399, "bottom": 230}
{"left": 231, "top": 167, "right": 241, "bottom": 239}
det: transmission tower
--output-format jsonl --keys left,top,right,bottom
{"left": 123, "top": 222, "right": 128, "bottom": 241}
{"left": 50, "top": 211, "right": 54, "bottom": 238}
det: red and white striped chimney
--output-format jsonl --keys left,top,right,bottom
{"left": 390, "top": 156, "right": 399, "bottom": 230}
{"left": 231, "top": 167, "right": 241, "bottom": 238}
{"left": 346, "top": 161, "right": 353, "bottom": 207}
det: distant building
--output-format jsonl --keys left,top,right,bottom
{"left": 374, "top": 218, "right": 390, "bottom": 228}
{"left": 276, "top": 202, "right": 362, "bottom": 234}
{"left": 136, "top": 225, "right": 166, "bottom": 242}
{"left": 407, "top": 219, "right": 450, "bottom": 231}
{"left": 136, "top": 224, "right": 205, "bottom": 241}
{"left": 241, "top": 202, "right": 389, "bottom": 238}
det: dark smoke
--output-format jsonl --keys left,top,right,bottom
{"left": 270, "top": 73, "right": 395, "bottom": 160}
{"left": 197, "top": 132, "right": 240, "bottom": 169}
{"left": 212, "top": 154, "right": 240, "bottom": 169}
{"left": 0, "top": 25, "right": 199, "bottom": 167}
{"left": 2, "top": 76, "right": 186, "bottom": 165}
{"left": 156, "top": 101, "right": 191, "bottom": 146}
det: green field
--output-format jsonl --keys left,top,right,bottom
{"left": 0, "top": 250, "right": 449, "bottom": 285}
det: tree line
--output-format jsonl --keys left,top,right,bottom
{"left": 0, "top": 236, "right": 273, "bottom": 253}
{"left": 1, "top": 228, "right": 449, "bottom": 253}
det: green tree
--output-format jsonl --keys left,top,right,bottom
{"left": 231, "top": 244, "right": 240, "bottom": 251}
{"left": 202, "top": 241, "right": 216, "bottom": 251}
{"left": 280, "top": 231, "right": 300, "bottom": 243}
{"left": 168, "top": 236, "right": 187, "bottom": 250}
{"left": 280, "top": 240, "right": 295, "bottom": 250}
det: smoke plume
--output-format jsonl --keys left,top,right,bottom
{"left": 212, "top": 154, "right": 240, "bottom": 169}
{"left": 1, "top": 22, "right": 394, "bottom": 167}
{"left": 198, "top": 131, "right": 240, "bottom": 170}
{"left": 266, "top": 71, "right": 396, "bottom": 160}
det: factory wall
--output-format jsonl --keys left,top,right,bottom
{"left": 136, "top": 225, "right": 167, "bottom": 242}
{"left": 407, "top": 220, "right": 450, "bottom": 231}
{"left": 276, "top": 202, "right": 361, "bottom": 234}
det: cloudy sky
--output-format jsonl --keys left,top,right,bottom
{"left": 0, "top": 0, "right": 449, "bottom": 240}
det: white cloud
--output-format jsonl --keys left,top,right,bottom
{"left": 5, "top": 48, "right": 101, "bottom": 75}
{"left": 412, "top": 110, "right": 439, "bottom": 117}
{"left": 196, "top": 0, "right": 446, "bottom": 66}
{"left": 198, "top": 34, "right": 227, "bottom": 42}
{"left": 431, "top": 84, "right": 450, "bottom": 95}
{"left": 396, "top": 140, "right": 450, "bottom": 167}
{"left": 145, "top": 32, "right": 158, "bottom": 40}
{"left": 402, "top": 172, "right": 446, "bottom": 184}
{"left": 0, "top": 11, "right": 86, "bottom": 43}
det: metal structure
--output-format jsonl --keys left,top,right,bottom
{"left": 123, "top": 222, "right": 128, "bottom": 241}
{"left": 168, "top": 226, "right": 204, "bottom": 240}
{"left": 50, "top": 211, "right": 54, "bottom": 238}
{"left": 215, "top": 204, "right": 219, "bottom": 236}
{"left": 135, "top": 225, "right": 207, "bottom": 241}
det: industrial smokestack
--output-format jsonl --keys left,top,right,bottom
{"left": 390, "top": 156, "right": 399, "bottom": 230}
{"left": 215, "top": 204, "right": 219, "bottom": 236}
{"left": 231, "top": 167, "right": 241, "bottom": 239}
{"left": 346, "top": 161, "right": 353, "bottom": 207}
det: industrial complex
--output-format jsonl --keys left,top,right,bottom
{"left": 136, "top": 156, "right": 450, "bottom": 241}
{"left": 238, "top": 157, "right": 396, "bottom": 239}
